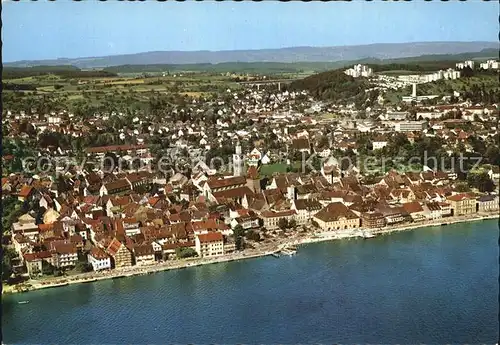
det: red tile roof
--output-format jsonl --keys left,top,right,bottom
{"left": 314, "top": 202, "right": 359, "bottom": 222}
{"left": 90, "top": 246, "right": 109, "bottom": 260}
{"left": 260, "top": 210, "right": 297, "bottom": 218}
{"left": 107, "top": 238, "right": 124, "bottom": 256}
{"left": 447, "top": 193, "right": 475, "bottom": 202}
{"left": 207, "top": 176, "right": 246, "bottom": 189}
{"left": 18, "top": 185, "right": 33, "bottom": 198}
{"left": 197, "top": 232, "right": 223, "bottom": 243}
{"left": 402, "top": 201, "right": 424, "bottom": 214}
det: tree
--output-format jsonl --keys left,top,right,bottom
{"left": 245, "top": 230, "right": 261, "bottom": 242}
{"left": 175, "top": 247, "right": 198, "bottom": 259}
{"left": 233, "top": 225, "right": 245, "bottom": 250}
{"left": 455, "top": 182, "right": 471, "bottom": 193}
{"left": 484, "top": 146, "right": 500, "bottom": 166}
{"left": 288, "top": 219, "right": 297, "bottom": 229}
{"left": 235, "top": 236, "right": 244, "bottom": 251}
{"left": 1, "top": 246, "right": 19, "bottom": 281}
{"left": 2, "top": 197, "right": 24, "bottom": 235}
{"left": 75, "top": 261, "right": 92, "bottom": 273}
{"left": 467, "top": 172, "right": 495, "bottom": 193}
{"left": 278, "top": 218, "right": 288, "bottom": 230}
{"left": 233, "top": 225, "right": 245, "bottom": 238}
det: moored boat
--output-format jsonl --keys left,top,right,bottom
{"left": 362, "top": 231, "right": 376, "bottom": 239}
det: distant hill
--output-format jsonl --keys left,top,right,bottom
{"left": 4, "top": 42, "right": 497, "bottom": 69}
{"left": 101, "top": 48, "right": 498, "bottom": 75}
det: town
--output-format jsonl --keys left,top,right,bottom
{"left": 2, "top": 57, "right": 499, "bottom": 292}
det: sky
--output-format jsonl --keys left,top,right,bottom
{"left": 2, "top": 0, "right": 498, "bottom": 62}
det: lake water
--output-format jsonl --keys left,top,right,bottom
{"left": 3, "top": 219, "right": 499, "bottom": 344}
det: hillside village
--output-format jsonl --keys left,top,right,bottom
{"left": 2, "top": 64, "right": 500, "bottom": 283}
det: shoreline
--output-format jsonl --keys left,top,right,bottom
{"left": 3, "top": 213, "right": 498, "bottom": 296}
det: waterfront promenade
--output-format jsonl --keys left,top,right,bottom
{"left": 3, "top": 211, "right": 498, "bottom": 295}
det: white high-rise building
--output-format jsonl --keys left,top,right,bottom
{"left": 456, "top": 60, "right": 475, "bottom": 70}
{"left": 479, "top": 60, "right": 499, "bottom": 70}
{"left": 345, "top": 64, "right": 373, "bottom": 78}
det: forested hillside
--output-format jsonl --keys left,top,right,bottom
{"left": 288, "top": 69, "right": 370, "bottom": 102}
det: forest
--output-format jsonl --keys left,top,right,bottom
{"left": 2, "top": 66, "right": 117, "bottom": 79}
{"left": 288, "top": 69, "right": 370, "bottom": 102}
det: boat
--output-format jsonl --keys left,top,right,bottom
{"left": 441, "top": 223, "right": 448, "bottom": 226}
{"left": 271, "top": 252, "right": 281, "bottom": 258}
{"left": 280, "top": 248, "right": 297, "bottom": 256}
{"left": 362, "top": 231, "right": 376, "bottom": 239}
{"left": 18, "top": 301, "right": 30, "bottom": 304}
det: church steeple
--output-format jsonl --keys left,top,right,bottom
{"left": 233, "top": 141, "right": 243, "bottom": 177}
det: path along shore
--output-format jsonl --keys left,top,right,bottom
{"left": 3, "top": 212, "right": 498, "bottom": 295}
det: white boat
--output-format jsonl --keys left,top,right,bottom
{"left": 18, "top": 301, "right": 30, "bottom": 304}
{"left": 362, "top": 231, "right": 376, "bottom": 239}
{"left": 281, "top": 247, "right": 297, "bottom": 256}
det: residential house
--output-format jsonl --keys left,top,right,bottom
{"left": 372, "top": 137, "right": 388, "bottom": 150}
{"left": 195, "top": 232, "right": 224, "bottom": 258}
{"left": 123, "top": 218, "right": 141, "bottom": 236}
{"left": 292, "top": 199, "right": 322, "bottom": 225}
{"left": 23, "top": 253, "right": 43, "bottom": 278}
{"left": 402, "top": 201, "right": 426, "bottom": 221}
{"left": 477, "top": 195, "right": 499, "bottom": 213}
{"left": 53, "top": 243, "right": 78, "bottom": 268}
{"left": 423, "top": 202, "right": 442, "bottom": 220}
{"left": 230, "top": 214, "right": 260, "bottom": 230}
{"left": 88, "top": 247, "right": 111, "bottom": 271}
{"left": 134, "top": 243, "right": 156, "bottom": 266}
{"left": 260, "top": 210, "right": 297, "bottom": 230}
{"left": 439, "top": 202, "right": 452, "bottom": 217}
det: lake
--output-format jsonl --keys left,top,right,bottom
{"left": 3, "top": 219, "right": 498, "bottom": 344}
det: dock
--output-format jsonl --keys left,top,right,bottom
{"left": 273, "top": 245, "right": 298, "bottom": 257}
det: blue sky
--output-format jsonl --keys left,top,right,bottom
{"left": 2, "top": 0, "right": 498, "bottom": 62}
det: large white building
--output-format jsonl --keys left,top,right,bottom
{"left": 456, "top": 60, "right": 475, "bottom": 70}
{"left": 345, "top": 64, "right": 373, "bottom": 78}
{"left": 395, "top": 121, "right": 427, "bottom": 132}
{"left": 422, "top": 69, "right": 461, "bottom": 83}
{"left": 479, "top": 60, "right": 499, "bottom": 70}
{"left": 195, "top": 232, "right": 225, "bottom": 258}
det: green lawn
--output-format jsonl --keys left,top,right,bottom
{"left": 260, "top": 163, "right": 288, "bottom": 176}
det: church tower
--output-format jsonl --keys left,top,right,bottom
{"left": 233, "top": 141, "right": 243, "bottom": 177}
